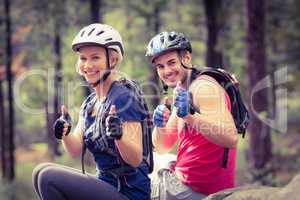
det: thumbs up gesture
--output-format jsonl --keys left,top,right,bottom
{"left": 152, "top": 97, "right": 171, "bottom": 128}
{"left": 174, "top": 82, "right": 192, "bottom": 118}
{"left": 163, "top": 96, "right": 172, "bottom": 111}
{"left": 53, "top": 105, "right": 72, "bottom": 140}
{"left": 105, "top": 105, "right": 123, "bottom": 140}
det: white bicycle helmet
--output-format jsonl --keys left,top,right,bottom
{"left": 71, "top": 23, "right": 124, "bottom": 60}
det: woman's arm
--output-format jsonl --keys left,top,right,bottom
{"left": 114, "top": 121, "right": 143, "bottom": 167}
{"left": 62, "top": 114, "right": 84, "bottom": 157}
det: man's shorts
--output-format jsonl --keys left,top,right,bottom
{"left": 151, "top": 168, "right": 206, "bottom": 200}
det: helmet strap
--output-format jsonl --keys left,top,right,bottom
{"left": 161, "top": 80, "right": 168, "bottom": 95}
{"left": 91, "top": 47, "right": 111, "bottom": 88}
{"left": 179, "top": 52, "right": 200, "bottom": 87}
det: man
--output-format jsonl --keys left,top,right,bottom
{"left": 146, "top": 31, "right": 238, "bottom": 199}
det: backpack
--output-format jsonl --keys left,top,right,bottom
{"left": 190, "top": 67, "right": 250, "bottom": 168}
{"left": 118, "top": 78, "right": 154, "bottom": 173}
{"left": 81, "top": 78, "right": 154, "bottom": 176}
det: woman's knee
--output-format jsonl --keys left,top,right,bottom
{"left": 32, "top": 163, "right": 56, "bottom": 183}
{"left": 37, "top": 164, "right": 65, "bottom": 190}
{"left": 32, "top": 163, "right": 59, "bottom": 199}
{"left": 33, "top": 162, "right": 55, "bottom": 174}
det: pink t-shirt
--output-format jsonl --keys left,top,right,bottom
{"left": 172, "top": 76, "right": 236, "bottom": 195}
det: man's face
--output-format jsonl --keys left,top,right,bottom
{"left": 153, "top": 51, "right": 188, "bottom": 88}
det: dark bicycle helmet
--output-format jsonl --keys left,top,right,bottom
{"left": 145, "top": 31, "right": 192, "bottom": 62}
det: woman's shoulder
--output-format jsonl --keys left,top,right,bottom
{"left": 110, "top": 80, "right": 136, "bottom": 98}
{"left": 83, "top": 92, "right": 97, "bottom": 105}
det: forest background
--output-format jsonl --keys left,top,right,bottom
{"left": 0, "top": 0, "right": 299, "bottom": 199}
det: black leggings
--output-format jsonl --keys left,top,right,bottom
{"left": 32, "top": 163, "right": 129, "bottom": 200}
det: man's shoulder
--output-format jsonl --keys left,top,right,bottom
{"left": 190, "top": 76, "right": 223, "bottom": 96}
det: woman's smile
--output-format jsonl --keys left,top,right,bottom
{"left": 84, "top": 70, "right": 100, "bottom": 76}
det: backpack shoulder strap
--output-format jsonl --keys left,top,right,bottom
{"left": 190, "top": 67, "right": 250, "bottom": 168}
{"left": 192, "top": 67, "right": 249, "bottom": 136}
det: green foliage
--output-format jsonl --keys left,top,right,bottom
{"left": 1, "top": 0, "right": 300, "bottom": 197}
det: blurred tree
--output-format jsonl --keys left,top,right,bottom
{"left": 0, "top": 3, "right": 5, "bottom": 179}
{"left": 266, "top": 0, "right": 300, "bottom": 118}
{"left": 51, "top": 23, "right": 63, "bottom": 157}
{"left": 2, "top": 0, "right": 15, "bottom": 182}
{"left": 147, "top": 1, "right": 163, "bottom": 107}
{"left": 267, "top": 2, "right": 280, "bottom": 121}
{"left": 125, "top": 0, "right": 168, "bottom": 107}
{"left": 0, "top": 77, "right": 4, "bottom": 179}
{"left": 204, "top": 0, "right": 223, "bottom": 68}
{"left": 213, "top": 0, "right": 246, "bottom": 78}
{"left": 49, "top": 0, "right": 68, "bottom": 158}
{"left": 81, "top": 0, "right": 104, "bottom": 97}
{"left": 0, "top": 50, "right": 5, "bottom": 179}
{"left": 245, "top": 0, "right": 273, "bottom": 184}
{"left": 90, "top": 0, "right": 102, "bottom": 23}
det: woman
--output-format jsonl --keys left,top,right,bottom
{"left": 32, "top": 23, "right": 151, "bottom": 200}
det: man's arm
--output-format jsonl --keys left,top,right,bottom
{"left": 152, "top": 109, "right": 179, "bottom": 154}
{"left": 183, "top": 79, "right": 238, "bottom": 148}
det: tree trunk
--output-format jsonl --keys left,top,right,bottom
{"left": 90, "top": 0, "right": 102, "bottom": 23}
{"left": 82, "top": 0, "right": 103, "bottom": 97}
{"left": 4, "top": 0, "right": 15, "bottom": 181}
{"left": 245, "top": 0, "right": 272, "bottom": 182}
{"left": 45, "top": 102, "right": 58, "bottom": 159}
{"left": 49, "top": 29, "right": 62, "bottom": 157}
{"left": 0, "top": 5, "right": 5, "bottom": 179}
{"left": 204, "top": 0, "right": 223, "bottom": 68}
{"left": 269, "top": 16, "right": 280, "bottom": 120}
{"left": 147, "top": 3, "right": 161, "bottom": 108}
{"left": 0, "top": 79, "right": 6, "bottom": 178}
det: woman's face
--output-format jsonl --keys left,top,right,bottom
{"left": 153, "top": 51, "right": 188, "bottom": 88}
{"left": 78, "top": 46, "right": 107, "bottom": 84}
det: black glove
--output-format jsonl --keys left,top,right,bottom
{"left": 53, "top": 106, "right": 72, "bottom": 140}
{"left": 105, "top": 105, "right": 122, "bottom": 140}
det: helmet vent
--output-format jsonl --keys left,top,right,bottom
{"left": 169, "top": 34, "right": 176, "bottom": 41}
{"left": 145, "top": 31, "right": 192, "bottom": 58}
{"left": 80, "top": 30, "right": 85, "bottom": 37}
{"left": 105, "top": 38, "right": 112, "bottom": 41}
{"left": 160, "top": 36, "right": 164, "bottom": 44}
{"left": 96, "top": 30, "right": 104, "bottom": 36}
{"left": 88, "top": 28, "right": 95, "bottom": 36}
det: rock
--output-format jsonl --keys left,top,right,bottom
{"left": 204, "top": 172, "right": 300, "bottom": 200}
{"left": 268, "top": 173, "right": 300, "bottom": 200}
{"left": 204, "top": 185, "right": 279, "bottom": 200}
